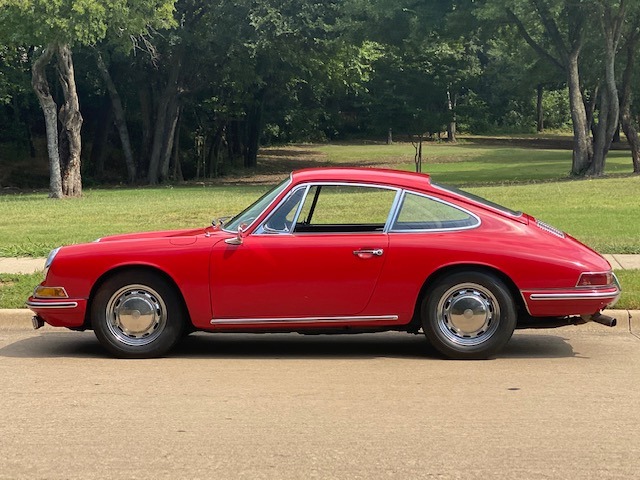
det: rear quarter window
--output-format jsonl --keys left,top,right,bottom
{"left": 391, "top": 192, "right": 479, "bottom": 231}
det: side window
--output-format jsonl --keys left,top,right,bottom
{"left": 391, "top": 192, "right": 479, "bottom": 231}
{"left": 294, "top": 185, "right": 396, "bottom": 233}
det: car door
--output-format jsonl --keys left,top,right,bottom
{"left": 209, "top": 183, "right": 399, "bottom": 320}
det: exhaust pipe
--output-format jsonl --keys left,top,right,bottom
{"left": 584, "top": 313, "right": 617, "bottom": 328}
{"left": 32, "top": 316, "right": 44, "bottom": 330}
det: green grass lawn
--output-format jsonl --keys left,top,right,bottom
{"left": 0, "top": 185, "right": 271, "bottom": 257}
{"left": 316, "top": 142, "right": 635, "bottom": 185}
{"left": 3, "top": 168, "right": 639, "bottom": 256}
{"left": 0, "top": 272, "right": 43, "bottom": 308}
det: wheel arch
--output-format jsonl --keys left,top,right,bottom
{"left": 410, "top": 263, "right": 525, "bottom": 327}
{"left": 83, "top": 265, "right": 193, "bottom": 330}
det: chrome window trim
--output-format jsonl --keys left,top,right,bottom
{"left": 210, "top": 315, "right": 399, "bottom": 325}
{"left": 389, "top": 190, "right": 481, "bottom": 233}
{"left": 254, "top": 184, "right": 310, "bottom": 235}
{"left": 222, "top": 174, "right": 293, "bottom": 234}
{"left": 290, "top": 185, "right": 311, "bottom": 228}
{"left": 383, "top": 189, "right": 404, "bottom": 234}
{"left": 254, "top": 181, "right": 401, "bottom": 236}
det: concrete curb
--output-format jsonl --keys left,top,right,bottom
{"left": 603, "top": 309, "right": 640, "bottom": 336}
{"left": 1, "top": 308, "right": 638, "bottom": 335}
{"left": 0, "top": 309, "right": 34, "bottom": 330}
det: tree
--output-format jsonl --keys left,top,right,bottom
{"left": 479, "top": 0, "right": 637, "bottom": 177}
{"left": 619, "top": 12, "right": 640, "bottom": 173}
{"left": 0, "top": 0, "right": 175, "bottom": 197}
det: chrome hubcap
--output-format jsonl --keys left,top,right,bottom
{"left": 106, "top": 285, "right": 167, "bottom": 346}
{"left": 436, "top": 283, "right": 500, "bottom": 346}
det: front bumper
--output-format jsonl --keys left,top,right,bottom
{"left": 26, "top": 297, "right": 87, "bottom": 328}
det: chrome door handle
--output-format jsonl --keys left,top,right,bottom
{"left": 353, "top": 248, "right": 384, "bottom": 256}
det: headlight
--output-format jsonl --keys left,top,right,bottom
{"left": 44, "top": 247, "right": 61, "bottom": 277}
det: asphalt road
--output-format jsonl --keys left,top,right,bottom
{"left": 1, "top": 325, "right": 639, "bottom": 479}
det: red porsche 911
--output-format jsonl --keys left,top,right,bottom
{"left": 27, "top": 168, "right": 620, "bottom": 359}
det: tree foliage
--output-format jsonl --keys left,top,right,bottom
{"left": 1, "top": 0, "right": 640, "bottom": 190}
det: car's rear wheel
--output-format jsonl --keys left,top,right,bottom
{"left": 91, "top": 271, "right": 185, "bottom": 358}
{"left": 421, "top": 271, "right": 516, "bottom": 359}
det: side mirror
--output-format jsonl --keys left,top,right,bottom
{"left": 225, "top": 224, "right": 247, "bottom": 245}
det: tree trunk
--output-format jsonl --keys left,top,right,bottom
{"left": 567, "top": 54, "right": 593, "bottom": 176}
{"left": 587, "top": 3, "right": 625, "bottom": 177}
{"left": 411, "top": 134, "right": 423, "bottom": 173}
{"left": 244, "top": 89, "right": 266, "bottom": 168}
{"left": 446, "top": 88, "right": 457, "bottom": 142}
{"left": 619, "top": 20, "right": 640, "bottom": 173}
{"left": 505, "top": 4, "right": 597, "bottom": 177}
{"left": 584, "top": 86, "right": 599, "bottom": 137}
{"left": 209, "top": 123, "right": 226, "bottom": 178}
{"left": 148, "top": 51, "right": 182, "bottom": 184}
{"left": 536, "top": 84, "right": 544, "bottom": 132}
{"left": 229, "top": 120, "right": 243, "bottom": 161}
{"left": 56, "top": 44, "right": 83, "bottom": 197}
{"left": 172, "top": 113, "right": 183, "bottom": 182}
{"left": 31, "top": 44, "right": 63, "bottom": 198}
{"left": 138, "top": 88, "right": 153, "bottom": 177}
{"left": 195, "top": 133, "right": 205, "bottom": 180}
{"left": 160, "top": 102, "right": 180, "bottom": 181}
{"left": 95, "top": 51, "right": 136, "bottom": 183}
{"left": 90, "top": 94, "right": 114, "bottom": 179}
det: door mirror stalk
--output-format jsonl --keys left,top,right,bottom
{"left": 225, "top": 224, "right": 248, "bottom": 245}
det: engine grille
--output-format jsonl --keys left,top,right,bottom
{"left": 536, "top": 219, "right": 565, "bottom": 238}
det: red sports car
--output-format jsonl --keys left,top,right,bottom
{"left": 27, "top": 168, "right": 620, "bottom": 359}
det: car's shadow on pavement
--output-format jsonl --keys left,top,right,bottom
{"left": 0, "top": 330, "right": 578, "bottom": 360}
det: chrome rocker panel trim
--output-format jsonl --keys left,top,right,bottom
{"left": 211, "top": 315, "right": 399, "bottom": 325}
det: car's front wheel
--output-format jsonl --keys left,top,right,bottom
{"left": 91, "top": 271, "right": 185, "bottom": 358}
{"left": 422, "top": 271, "right": 516, "bottom": 360}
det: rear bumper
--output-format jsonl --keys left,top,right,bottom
{"left": 521, "top": 282, "right": 621, "bottom": 317}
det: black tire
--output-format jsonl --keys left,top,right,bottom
{"left": 91, "top": 270, "right": 185, "bottom": 358}
{"left": 421, "top": 271, "right": 516, "bottom": 360}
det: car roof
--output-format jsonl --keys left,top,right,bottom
{"left": 290, "top": 167, "right": 432, "bottom": 190}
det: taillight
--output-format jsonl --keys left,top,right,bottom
{"left": 576, "top": 272, "right": 614, "bottom": 287}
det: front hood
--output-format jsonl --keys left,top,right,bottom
{"left": 96, "top": 227, "right": 216, "bottom": 242}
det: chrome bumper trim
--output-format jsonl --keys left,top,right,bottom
{"left": 211, "top": 315, "right": 399, "bottom": 325}
{"left": 529, "top": 291, "right": 620, "bottom": 301}
{"left": 26, "top": 300, "right": 79, "bottom": 309}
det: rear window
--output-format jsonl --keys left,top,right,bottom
{"left": 432, "top": 183, "right": 522, "bottom": 217}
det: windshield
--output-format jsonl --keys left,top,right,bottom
{"left": 224, "top": 178, "right": 291, "bottom": 232}
{"left": 432, "top": 183, "right": 522, "bottom": 217}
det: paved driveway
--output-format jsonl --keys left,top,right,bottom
{"left": 1, "top": 326, "right": 639, "bottom": 479}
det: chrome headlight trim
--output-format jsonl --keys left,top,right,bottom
{"left": 44, "top": 247, "right": 61, "bottom": 277}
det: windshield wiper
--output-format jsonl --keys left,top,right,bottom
{"left": 212, "top": 216, "right": 232, "bottom": 228}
